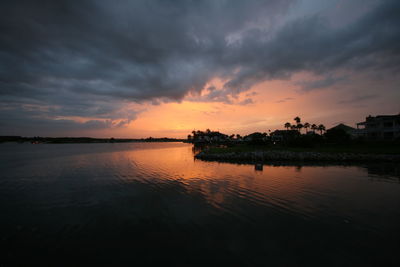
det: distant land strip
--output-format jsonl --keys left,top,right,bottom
{"left": 0, "top": 136, "right": 184, "bottom": 144}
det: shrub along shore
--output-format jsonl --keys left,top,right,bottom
{"left": 194, "top": 145, "right": 400, "bottom": 163}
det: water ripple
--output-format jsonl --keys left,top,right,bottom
{"left": 1, "top": 143, "right": 400, "bottom": 265}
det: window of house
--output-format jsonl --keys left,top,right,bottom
{"left": 384, "top": 132, "right": 394, "bottom": 139}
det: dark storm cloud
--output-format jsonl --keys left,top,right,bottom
{"left": 0, "top": 0, "right": 292, "bottom": 101}
{"left": 337, "top": 94, "right": 379, "bottom": 104}
{"left": 295, "top": 75, "right": 348, "bottom": 91}
{"left": 0, "top": 0, "right": 399, "bottom": 134}
{"left": 222, "top": 0, "right": 400, "bottom": 92}
{"left": 0, "top": 101, "right": 135, "bottom": 136}
{"left": 0, "top": 0, "right": 293, "bottom": 134}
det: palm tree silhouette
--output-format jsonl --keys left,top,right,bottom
{"left": 294, "top": 116, "right": 301, "bottom": 125}
{"left": 284, "top": 122, "right": 291, "bottom": 130}
{"left": 304, "top": 122, "right": 310, "bottom": 133}
{"left": 297, "top": 123, "right": 303, "bottom": 133}
{"left": 318, "top": 124, "right": 326, "bottom": 135}
{"left": 311, "top": 124, "right": 317, "bottom": 133}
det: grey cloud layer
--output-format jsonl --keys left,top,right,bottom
{"left": 0, "top": 0, "right": 399, "bottom": 134}
{"left": 0, "top": 0, "right": 292, "bottom": 101}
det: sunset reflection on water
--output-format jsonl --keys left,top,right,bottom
{"left": 108, "top": 143, "right": 399, "bottom": 228}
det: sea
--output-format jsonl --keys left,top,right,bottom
{"left": 0, "top": 142, "right": 399, "bottom": 266}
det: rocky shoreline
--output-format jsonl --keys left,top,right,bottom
{"left": 195, "top": 150, "right": 400, "bottom": 163}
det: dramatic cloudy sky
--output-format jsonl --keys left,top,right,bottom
{"left": 1, "top": 0, "right": 399, "bottom": 137}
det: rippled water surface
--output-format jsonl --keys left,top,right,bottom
{"left": 1, "top": 142, "right": 399, "bottom": 265}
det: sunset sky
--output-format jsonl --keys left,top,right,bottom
{"left": 1, "top": 0, "right": 399, "bottom": 138}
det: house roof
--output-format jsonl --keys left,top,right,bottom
{"left": 329, "top": 123, "right": 356, "bottom": 132}
{"left": 374, "top": 114, "right": 400, "bottom": 119}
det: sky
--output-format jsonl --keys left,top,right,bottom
{"left": 0, "top": 0, "right": 399, "bottom": 138}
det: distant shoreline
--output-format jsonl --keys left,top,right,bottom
{"left": 0, "top": 136, "right": 185, "bottom": 144}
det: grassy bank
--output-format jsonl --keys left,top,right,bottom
{"left": 203, "top": 142, "right": 400, "bottom": 155}
{"left": 195, "top": 143, "right": 400, "bottom": 163}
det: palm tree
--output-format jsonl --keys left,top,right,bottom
{"left": 297, "top": 123, "right": 303, "bottom": 133}
{"left": 294, "top": 116, "right": 301, "bottom": 125}
{"left": 284, "top": 122, "right": 291, "bottom": 130}
{"left": 318, "top": 124, "right": 326, "bottom": 135}
{"left": 304, "top": 122, "right": 310, "bottom": 133}
{"left": 311, "top": 124, "right": 317, "bottom": 133}
{"left": 187, "top": 134, "right": 192, "bottom": 140}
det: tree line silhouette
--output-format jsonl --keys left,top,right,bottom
{"left": 188, "top": 116, "right": 327, "bottom": 141}
{"left": 284, "top": 116, "right": 325, "bottom": 135}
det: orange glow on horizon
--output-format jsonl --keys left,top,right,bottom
{"left": 78, "top": 72, "right": 399, "bottom": 139}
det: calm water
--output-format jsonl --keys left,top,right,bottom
{"left": 0, "top": 142, "right": 399, "bottom": 266}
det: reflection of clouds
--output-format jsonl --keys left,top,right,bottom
{"left": 119, "top": 145, "right": 314, "bottom": 210}
{"left": 106, "top": 144, "right": 400, "bottom": 225}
